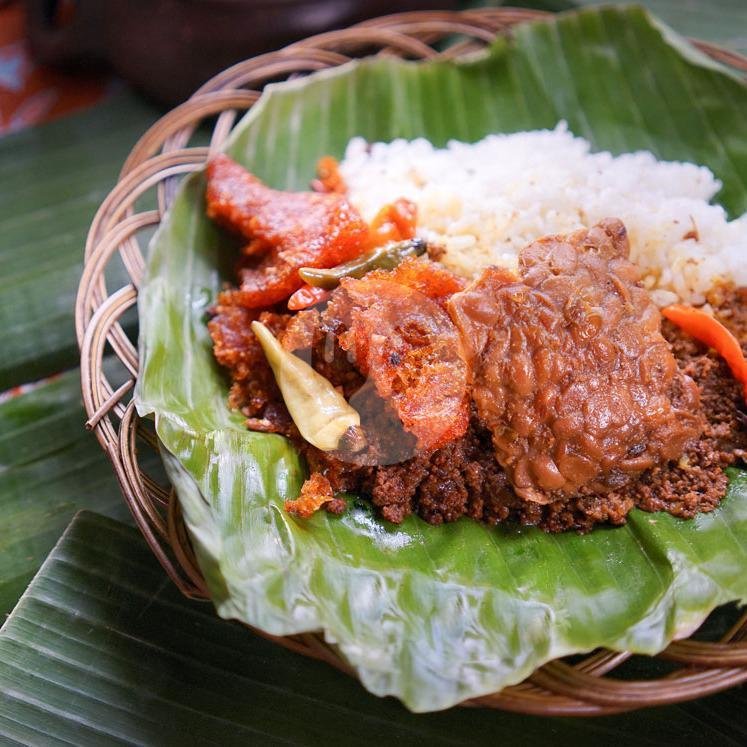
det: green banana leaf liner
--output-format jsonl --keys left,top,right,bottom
{"left": 136, "top": 6, "right": 747, "bottom": 712}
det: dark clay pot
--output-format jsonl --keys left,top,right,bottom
{"left": 25, "top": 0, "right": 457, "bottom": 105}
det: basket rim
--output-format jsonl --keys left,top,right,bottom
{"left": 75, "top": 6, "right": 747, "bottom": 717}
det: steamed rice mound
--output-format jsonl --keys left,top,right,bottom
{"left": 339, "top": 123, "right": 747, "bottom": 308}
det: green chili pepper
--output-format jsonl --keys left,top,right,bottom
{"left": 251, "top": 321, "right": 362, "bottom": 451}
{"left": 298, "top": 238, "right": 427, "bottom": 289}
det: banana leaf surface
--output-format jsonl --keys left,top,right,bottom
{"left": 0, "top": 91, "right": 160, "bottom": 390}
{"left": 136, "top": 6, "right": 747, "bottom": 711}
{"left": 1, "top": 512, "right": 745, "bottom": 745}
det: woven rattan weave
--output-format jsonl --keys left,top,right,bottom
{"left": 75, "top": 8, "right": 747, "bottom": 716}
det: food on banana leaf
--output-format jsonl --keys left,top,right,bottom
{"left": 135, "top": 8, "right": 747, "bottom": 712}
{"left": 206, "top": 131, "right": 747, "bottom": 533}
{"left": 207, "top": 154, "right": 416, "bottom": 309}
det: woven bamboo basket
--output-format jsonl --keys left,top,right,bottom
{"left": 75, "top": 8, "right": 747, "bottom": 716}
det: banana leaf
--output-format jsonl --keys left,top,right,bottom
{"left": 136, "top": 6, "right": 747, "bottom": 712}
{"left": 573, "top": 0, "right": 747, "bottom": 56}
{"left": 2, "top": 512, "right": 746, "bottom": 745}
{"left": 0, "top": 366, "right": 163, "bottom": 616}
{"left": 0, "top": 91, "right": 160, "bottom": 390}
{"left": 494, "top": 1, "right": 747, "bottom": 57}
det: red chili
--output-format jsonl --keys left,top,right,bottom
{"left": 287, "top": 284, "right": 331, "bottom": 311}
{"left": 662, "top": 304, "right": 747, "bottom": 400}
{"left": 366, "top": 198, "right": 417, "bottom": 250}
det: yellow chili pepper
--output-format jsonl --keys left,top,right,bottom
{"left": 251, "top": 321, "right": 362, "bottom": 451}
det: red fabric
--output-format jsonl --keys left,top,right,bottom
{"left": 0, "top": 4, "right": 109, "bottom": 135}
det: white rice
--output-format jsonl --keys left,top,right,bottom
{"left": 339, "top": 123, "right": 747, "bottom": 307}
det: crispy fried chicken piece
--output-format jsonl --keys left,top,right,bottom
{"left": 285, "top": 472, "right": 338, "bottom": 518}
{"left": 206, "top": 155, "right": 369, "bottom": 308}
{"left": 448, "top": 218, "right": 703, "bottom": 503}
{"left": 324, "top": 263, "right": 469, "bottom": 452}
{"left": 363, "top": 256, "right": 465, "bottom": 307}
{"left": 207, "top": 306, "right": 291, "bottom": 428}
{"left": 279, "top": 308, "right": 321, "bottom": 352}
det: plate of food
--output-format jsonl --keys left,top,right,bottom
{"left": 87, "top": 6, "right": 747, "bottom": 713}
